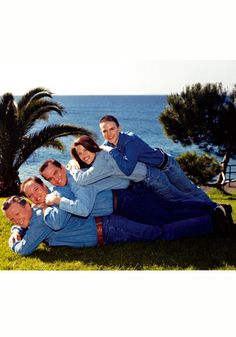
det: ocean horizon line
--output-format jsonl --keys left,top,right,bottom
{"left": 14, "top": 93, "right": 169, "bottom": 97}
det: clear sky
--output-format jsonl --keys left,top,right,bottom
{"left": 1, "top": 59, "right": 236, "bottom": 95}
{"left": 0, "top": 0, "right": 235, "bottom": 95}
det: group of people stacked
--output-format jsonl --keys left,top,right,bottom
{"left": 2, "top": 115, "right": 234, "bottom": 256}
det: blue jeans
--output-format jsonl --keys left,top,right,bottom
{"left": 163, "top": 155, "right": 212, "bottom": 201}
{"left": 145, "top": 154, "right": 211, "bottom": 202}
{"left": 115, "top": 182, "right": 216, "bottom": 227}
{"left": 148, "top": 154, "right": 213, "bottom": 201}
{"left": 161, "top": 215, "right": 213, "bottom": 240}
{"left": 102, "top": 213, "right": 213, "bottom": 244}
{"left": 144, "top": 166, "right": 188, "bottom": 202}
{"left": 102, "top": 214, "right": 162, "bottom": 244}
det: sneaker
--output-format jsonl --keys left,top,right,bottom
{"left": 221, "top": 204, "right": 233, "bottom": 226}
{"left": 212, "top": 205, "right": 230, "bottom": 236}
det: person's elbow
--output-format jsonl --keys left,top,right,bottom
{"left": 69, "top": 205, "right": 91, "bottom": 217}
{"left": 80, "top": 208, "right": 91, "bottom": 217}
{"left": 13, "top": 248, "right": 32, "bottom": 256}
{"left": 12, "top": 242, "right": 33, "bottom": 256}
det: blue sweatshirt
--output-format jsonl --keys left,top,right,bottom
{"left": 11, "top": 207, "right": 98, "bottom": 256}
{"left": 56, "top": 171, "right": 129, "bottom": 217}
{"left": 104, "top": 131, "right": 166, "bottom": 175}
{"left": 73, "top": 150, "right": 147, "bottom": 186}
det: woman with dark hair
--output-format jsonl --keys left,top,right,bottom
{"left": 70, "top": 134, "right": 153, "bottom": 185}
{"left": 67, "top": 135, "right": 234, "bottom": 234}
{"left": 70, "top": 135, "right": 101, "bottom": 169}
{"left": 70, "top": 135, "right": 208, "bottom": 203}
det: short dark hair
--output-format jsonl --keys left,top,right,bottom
{"left": 71, "top": 135, "right": 101, "bottom": 168}
{"left": 20, "top": 176, "right": 46, "bottom": 196}
{"left": 2, "top": 195, "right": 27, "bottom": 211}
{"left": 99, "top": 115, "right": 119, "bottom": 127}
{"left": 39, "top": 159, "right": 62, "bottom": 178}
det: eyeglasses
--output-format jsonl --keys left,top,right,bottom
{"left": 2, "top": 195, "right": 26, "bottom": 211}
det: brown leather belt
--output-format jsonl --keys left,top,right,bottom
{"left": 112, "top": 190, "right": 118, "bottom": 212}
{"left": 95, "top": 217, "right": 104, "bottom": 246}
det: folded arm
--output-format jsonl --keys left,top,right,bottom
{"left": 109, "top": 142, "right": 139, "bottom": 176}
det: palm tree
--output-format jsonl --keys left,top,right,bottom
{"left": 0, "top": 87, "right": 95, "bottom": 196}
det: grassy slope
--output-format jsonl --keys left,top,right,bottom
{"left": 1, "top": 188, "right": 236, "bottom": 270}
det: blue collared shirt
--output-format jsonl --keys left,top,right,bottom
{"left": 54, "top": 171, "right": 129, "bottom": 217}
{"left": 11, "top": 207, "right": 98, "bottom": 256}
{"left": 104, "top": 131, "right": 165, "bottom": 175}
{"left": 73, "top": 150, "right": 147, "bottom": 185}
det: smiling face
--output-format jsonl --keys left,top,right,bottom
{"left": 4, "top": 202, "right": 32, "bottom": 228}
{"left": 99, "top": 121, "right": 121, "bottom": 145}
{"left": 23, "top": 180, "right": 48, "bottom": 206}
{"left": 41, "top": 162, "right": 68, "bottom": 187}
{"left": 75, "top": 144, "right": 96, "bottom": 165}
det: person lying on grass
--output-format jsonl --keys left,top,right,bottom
{"left": 3, "top": 194, "right": 163, "bottom": 256}
{"left": 38, "top": 160, "right": 233, "bottom": 232}
{"left": 99, "top": 115, "right": 210, "bottom": 202}
{"left": 70, "top": 134, "right": 210, "bottom": 204}
{"left": 1, "top": 189, "right": 231, "bottom": 256}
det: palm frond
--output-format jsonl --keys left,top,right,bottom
{"left": 21, "top": 99, "right": 64, "bottom": 118}
{"left": 0, "top": 88, "right": 97, "bottom": 195}
{"left": 18, "top": 100, "right": 65, "bottom": 136}
{"left": 14, "top": 124, "right": 96, "bottom": 169}
{"left": 17, "top": 87, "right": 53, "bottom": 110}
{"left": 42, "top": 139, "right": 65, "bottom": 151}
{"left": 0, "top": 93, "right": 14, "bottom": 122}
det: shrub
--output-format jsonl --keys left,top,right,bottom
{"left": 176, "top": 151, "right": 221, "bottom": 186}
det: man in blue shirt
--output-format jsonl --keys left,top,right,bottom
{"left": 38, "top": 161, "right": 232, "bottom": 235}
{"left": 40, "top": 159, "right": 128, "bottom": 217}
{"left": 99, "top": 115, "right": 211, "bottom": 202}
{"left": 2, "top": 189, "right": 221, "bottom": 256}
{"left": 3, "top": 195, "right": 166, "bottom": 256}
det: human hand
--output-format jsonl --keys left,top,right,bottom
{"left": 8, "top": 232, "right": 21, "bottom": 247}
{"left": 67, "top": 159, "right": 80, "bottom": 173}
{"left": 99, "top": 145, "right": 113, "bottom": 152}
{"left": 32, "top": 202, "right": 47, "bottom": 210}
{"left": 45, "top": 192, "right": 61, "bottom": 205}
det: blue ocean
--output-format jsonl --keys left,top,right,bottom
{"left": 18, "top": 95, "right": 222, "bottom": 181}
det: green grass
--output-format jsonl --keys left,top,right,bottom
{"left": 1, "top": 188, "right": 236, "bottom": 270}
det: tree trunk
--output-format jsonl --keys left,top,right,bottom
{"left": 0, "top": 171, "right": 21, "bottom": 197}
{"left": 216, "top": 150, "right": 231, "bottom": 186}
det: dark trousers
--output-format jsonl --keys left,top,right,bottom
{"left": 103, "top": 213, "right": 213, "bottom": 244}
{"left": 115, "top": 182, "right": 217, "bottom": 227}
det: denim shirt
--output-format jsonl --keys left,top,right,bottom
{"left": 54, "top": 171, "right": 129, "bottom": 217}
{"left": 73, "top": 150, "right": 147, "bottom": 185}
{"left": 104, "top": 131, "right": 165, "bottom": 175}
{"left": 11, "top": 208, "right": 53, "bottom": 255}
{"left": 11, "top": 207, "right": 98, "bottom": 256}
